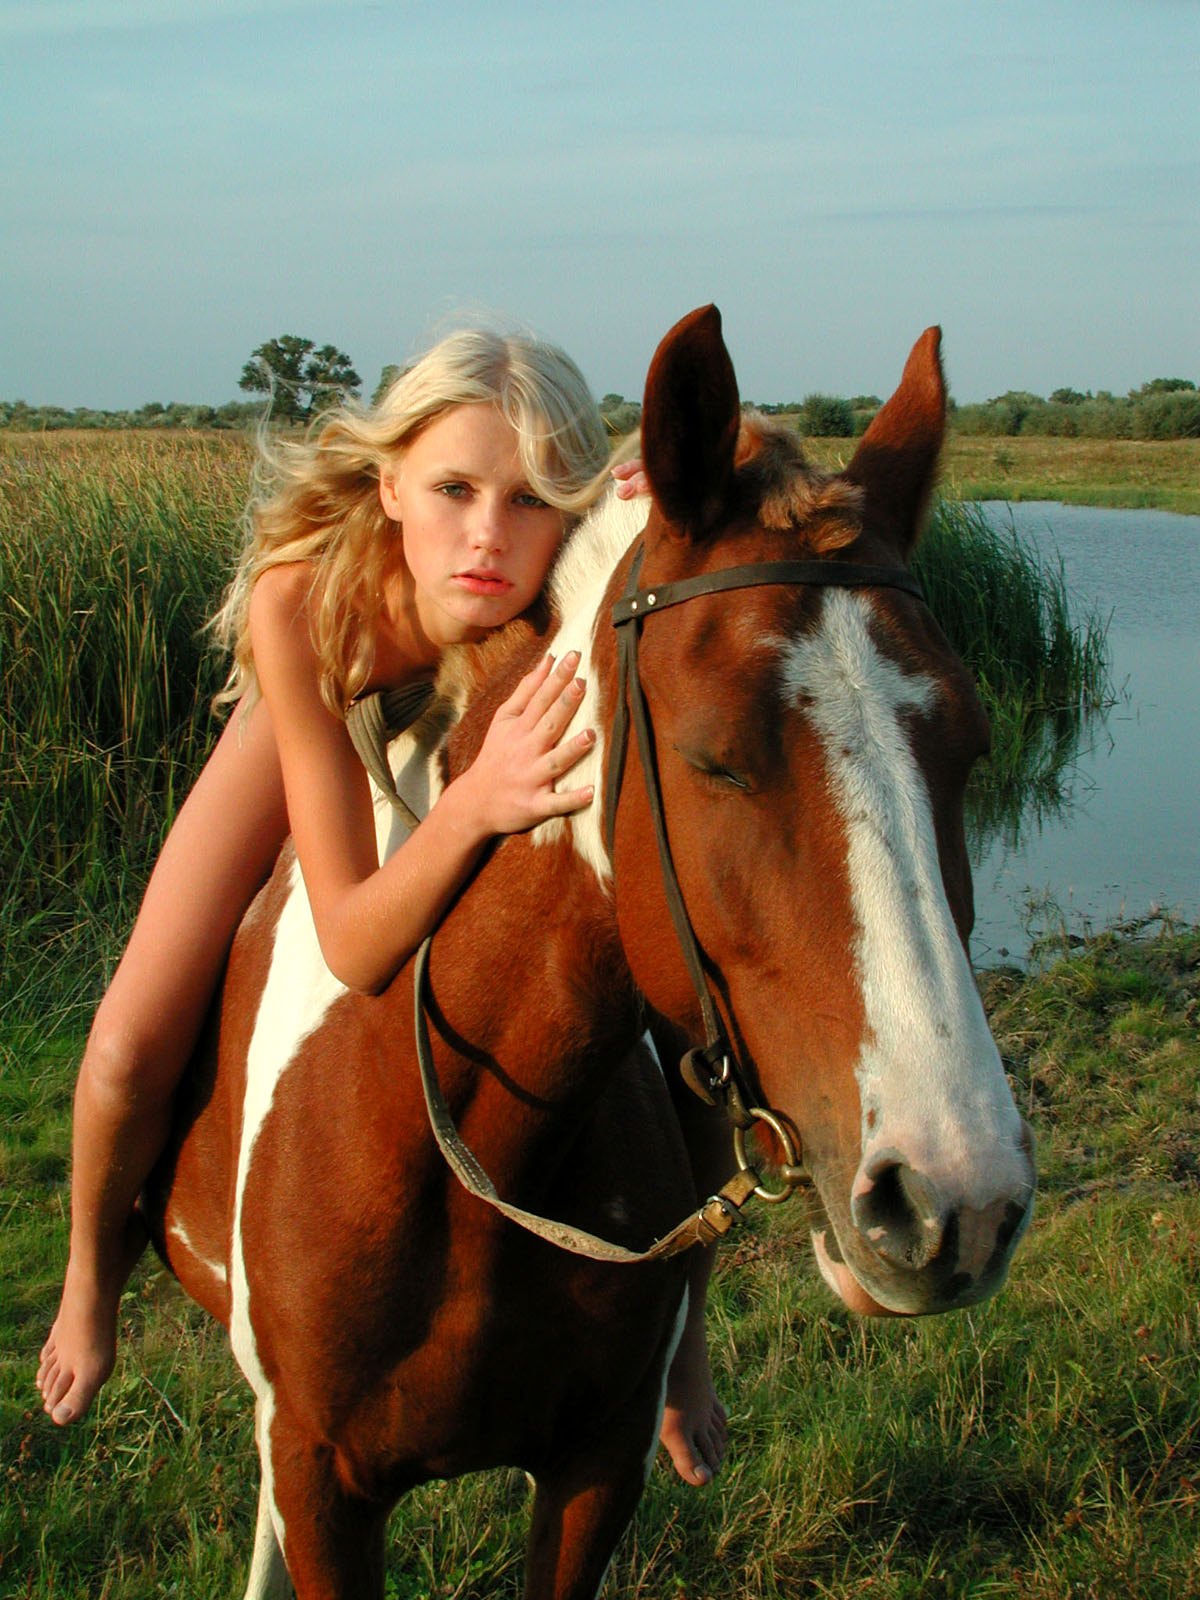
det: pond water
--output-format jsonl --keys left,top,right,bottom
{"left": 967, "top": 502, "right": 1200, "bottom": 966}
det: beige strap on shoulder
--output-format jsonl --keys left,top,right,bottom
{"left": 345, "top": 682, "right": 438, "bottom": 830}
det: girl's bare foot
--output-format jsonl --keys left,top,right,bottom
{"left": 659, "top": 1332, "right": 728, "bottom": 1486}
{"left": 36, "top": 1216, "right": 146, "bottom": 1425}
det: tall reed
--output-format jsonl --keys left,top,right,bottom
{"left": 0, "top": 434, "right": 250, "bottom": 999}
{"left": 1, "top": 436, "right": 1108, "bottom": 1010}
{"left": 913, "top": 498, "right": 1110, "bottom": 846}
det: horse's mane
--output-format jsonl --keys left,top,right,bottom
{"left": 733, "top": 414, "right": 863, "bottom": 549}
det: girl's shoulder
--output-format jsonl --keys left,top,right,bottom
{"left": 249, "top": 561, "right": 317, "bottom": 629}
{"left": 247, "top": 562, "right": 325, "bottom": 673}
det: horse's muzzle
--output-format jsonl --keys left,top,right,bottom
{"left": 818, "top": 1117, "right": 1036, "bottom": 1315}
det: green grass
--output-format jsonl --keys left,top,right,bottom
{"left": 913, "top": 500, "right": 1110, "bottom": 844}
{"left": 0, "top": 433, "right": 246, "bottom": 1005}
{"left": 4, "top": 924, "right": 1198, "bottom": 1596}
{"left": 803, "top": 434, "right": 1200, "bottom": 515}
{"left": 1, "top": 429, "right": 1170, "bottom": 1596}
{"left": 940, "top": 436, "right": 1200, "bottom": 516}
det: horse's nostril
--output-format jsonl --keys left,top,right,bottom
{"left": 851, "top": 1158, "right": 948, "bottom": 1270}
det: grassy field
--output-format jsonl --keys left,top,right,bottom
{"left": 1, "top": 427, "right": 1190, "bottom": 1595}
{"left": 803, "top": 433, "right": 1200, "bottom": 516}
{"left": 6, "top": 426, "right": 1200, "bottom": 516}
{"left": 3, "top": 921, "right": 1198, "bottom": 1596}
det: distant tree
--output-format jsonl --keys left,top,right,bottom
{"left": 599, "top": 392, "right": 641, "bottom": 436}
{"left": 798, "top": 393, "right": 854, "bottom": 437}
{"left": 1049, "top": 388, "right": 1088, "bottom": 406}
{"left": 373, "top": 364, "right": 403, "bottom": 405}
{"left": 1131, "top": 377, "right": 1196, "bottom": 397}
{"left": 983, "top": 391, "right": 1043, "bottom": 435}
{"left": 239, "top": 335, "right": 361, "bottom": 422}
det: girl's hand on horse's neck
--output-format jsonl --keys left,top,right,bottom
{"left": 449, "top": 649, "right": 595, "bottom": 839}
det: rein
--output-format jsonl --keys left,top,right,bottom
{"left": 386, "top": 538, "right": 924, "bottom": 1263}
{"left": 355, "top": 686, "right": 759, "bottom": 1259}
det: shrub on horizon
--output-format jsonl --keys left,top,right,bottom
{"left": 799, "top": 392, "right": 854, "bottom": 437}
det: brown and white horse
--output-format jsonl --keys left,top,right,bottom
{"left": 147, "top": 307, "right": 1035, "bottom": 1599}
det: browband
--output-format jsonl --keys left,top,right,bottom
{"left": 611, "top": 559, "right": 924, "bottom": 626}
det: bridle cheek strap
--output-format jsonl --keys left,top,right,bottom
{"left": 406, "top": 541, "right": 924, "bottom": 1259}
{"left": 604, "top": 540, "right": 925, "bottom": 1135}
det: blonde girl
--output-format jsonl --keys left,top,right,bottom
{"left": 37, "top": 328, "right": 726, "bottom": 1487}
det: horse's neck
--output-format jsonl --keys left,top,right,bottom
{"left": 547, "top": 490, "right": 649, "bottom": 629}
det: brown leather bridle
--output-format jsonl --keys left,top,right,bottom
{"left": 409, "top": 537, "right": 926, "bottom": 1254}
{"left": 604, "top": 539, "right": 926, "bottom": 1192}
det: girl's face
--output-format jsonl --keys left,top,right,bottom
{"left": 379, "top": 403, "right": 565, "bottom": 649}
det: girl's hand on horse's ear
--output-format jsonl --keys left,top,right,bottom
{"left": 612, "top": 458, "right": 650, "bottom": 499}
{"left": 456, "top": 651, "right": 595, "bottom": 836}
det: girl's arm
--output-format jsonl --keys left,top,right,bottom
{"left": 249, "top": 565, "right": 593, "bottom": 994}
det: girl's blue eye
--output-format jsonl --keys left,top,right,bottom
{"left": 438, "top": 482, "right": 469, "bottom": 498}
{"left": 515, "top": 491, "right": 550, "bottom": 509}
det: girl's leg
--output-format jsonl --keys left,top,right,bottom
{"left": 658, "top": 1085, "right": 732, "bottom": 1487}
{"left": 661, "top": 1245, "right": 728, "bottom": 1486}
{"left": 37, "top": 700, "right": 290, "bottom": 1425}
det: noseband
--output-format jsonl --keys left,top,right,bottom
{"left": 604, "top": 539, "right": 925, "bottom": 1200}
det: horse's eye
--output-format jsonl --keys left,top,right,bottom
{"left": 712, "top": 765, "right": 750, "bottom": 791}
{"left": 676, "top": 746, "right": 753, "bottom": 793}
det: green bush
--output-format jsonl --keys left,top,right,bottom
{"left": 799, "top": 392, "right": 854, "bottom": 437}
{"left": 1133, "top": 391, "right": 1200, "bottom": 440}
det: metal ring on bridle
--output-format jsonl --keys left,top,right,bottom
{"left": 733, "top": 1107, "right": 810, "bottom": 1204}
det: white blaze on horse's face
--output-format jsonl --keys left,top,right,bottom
{"left": 778, "top": 589, "right": 1033, "bottom": 1308}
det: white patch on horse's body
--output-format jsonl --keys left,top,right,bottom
{"left": 229, "top": 711, "right": 449, "bottom": 1587}
{"left": 531, "top": 491, "right": 649, "bottom": 882}
{"left": 245, "top": 1434, "right": 292, "bottom": 1599}
{"left": 166, "top": 1219, "right": 227, "bottom": 1287}
{"left": 778, "top": 590, "right": 1029, "bottom": 1208}
{"left": 223, "top": 710, "right": 448, "bottom": 1593}
{"left": 229, "top": 853, "right": 348, "bottom": 1581}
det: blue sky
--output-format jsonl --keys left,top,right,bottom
{"left": 2, "top": 0, "right": 1196, "bottom": 409}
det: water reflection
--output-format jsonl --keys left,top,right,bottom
{"left": 963, "top": 503, "right": 1200, "bottom": 963}
{"left": 964, "top": 703, "right": 1105, "bottom": 859}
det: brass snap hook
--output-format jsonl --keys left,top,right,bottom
{"left": 733, "top": 1107, "right": 810, "bottom": 1204}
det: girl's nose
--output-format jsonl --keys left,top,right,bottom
{"left": 471, "top": 501, "right": 508, "bottom": 552}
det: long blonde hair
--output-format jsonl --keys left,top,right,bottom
{"left": 213, "top": 329, "right": 611, "bottom": 715}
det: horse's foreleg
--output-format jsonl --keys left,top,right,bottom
{"left": 264, "top": 1405, "right": 388, "bottom": 1600}
{"left": 524, "top": 1354, "right": 675, "bottom": 1600}
{"left": 525, "top": 1453, "right": 652, "bottom": 1600}
{"left": 244, "top": 1470, "right": 293, "bottom": 1600}
{"left": 523, "top": 1273, "right": 688, "bottom": 1600}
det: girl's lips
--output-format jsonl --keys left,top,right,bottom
{"left": 454, "top": 570, "right": 514, "bottom": 596}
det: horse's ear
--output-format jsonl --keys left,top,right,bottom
{"left": 844, "top": 327, "right": 946, "bottom": 557}
{"left": 641, "top": 304, "right": 741, "bottom": 540}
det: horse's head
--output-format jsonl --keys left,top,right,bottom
{"left": 607, "top": 306, "right": 1034, "bottom": 1316}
